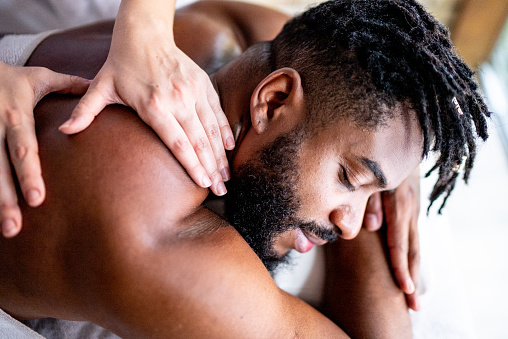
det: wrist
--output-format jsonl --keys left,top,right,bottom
{"left": 116, "top": 0, "right": 176, "bottom": 38}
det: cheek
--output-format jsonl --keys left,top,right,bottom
{"left": 296, "top": 156, "right": 339, "bottom": 220}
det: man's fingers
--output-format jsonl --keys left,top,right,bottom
{"left": 0, "top": 135, "right": 23, "bottom": 237}
{"left": 407, "top": 217, "right": 420, "bottom": 311}
{"left": 406, "top": 292, "right": 420, "bottom": 312}
{"left": 384, "top": 192, "right": 415, "bottom": 295}
{"left": 206, "top": 81, "right": 235, "bottom": 150}
{"left": 59, "top": 86, "right": 110, "bottom": 134}
{"left": 363, "top": 192, "right": 383, "bottom": 231}
{"left": 5, "top": 109, "right": 45, "bottom": 207}
{"left": 389, "top": 243, "right": 414, "bottom": 294}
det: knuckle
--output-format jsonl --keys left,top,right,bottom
{"left": 146, "top": 91, "right": 164, "bottom": 114}
{"left": 205, "top": 125, "right": 220, "bottom": 140}
{"left": 208, "top": 168, "right": 221, "bottom": 181}
{"left": 169, "top": 86, "right": 186, "bottom": 104}
{"left": 389, "top": 243, "right": 407, "bottom": 253}
{"left": 216, "top": 155, "right": 228, "bottom": 169}
{"left": 13, "top": 144, "right": 29, "bottom": 161}
{"left": 190, "top": 162, "right": 203, "bottom": 174}
{"left": 209, "top": 100, "right": 222, "bottom": 115}
{"left": 194, "top": 136, "right": 209, "bottom": 152}
{"left": 408, "top": 249, "right": 420, "bottom": 262}
{"left": 5, "top": 108, "right": 24, "bottom": 127}
{"left": 69, "top": 75, "right": 83, "bottom": 85}
{"left": 170, "top": 137, "right": 189, "bottom": 153}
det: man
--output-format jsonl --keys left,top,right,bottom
{"left": 0, "top": 0, "right": 489, "bottom": 337}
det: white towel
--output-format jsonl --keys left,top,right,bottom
{"left": 0, "top": 30, "right": 59, "bottom": 66}
{"left": 0, "top": 308, "right": 43, "bottom": 339}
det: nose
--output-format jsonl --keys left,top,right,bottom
{"left": 329, "top": 205, "right": 364, "bottom": 240}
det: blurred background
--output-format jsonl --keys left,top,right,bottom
{"left": 254, "top": 0, "right": 508, "bottom": 337}
{"left": 402, "top": 1, "right": 508, "bottom": 337}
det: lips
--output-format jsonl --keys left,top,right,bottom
{"left": 302, "top": 229, "right": 328, "bottom": 246}
{"left": 293, "top": 228, "right": 328, "bottom": 253}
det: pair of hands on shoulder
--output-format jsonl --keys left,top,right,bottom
{"left": 0, "top": 0, "right": 420, "bottom": 310}
{"left": 0, "top": 0, "right": 233, "bottom": 239}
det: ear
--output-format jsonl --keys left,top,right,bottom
{"left": 250, "top": 68, "right": 306, "bottom": 134}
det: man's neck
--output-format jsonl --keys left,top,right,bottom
{"left": 211, "top": 42, "right": 273, "bottom": 163}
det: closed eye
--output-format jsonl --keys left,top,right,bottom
{"left": 340, "top": 166, "right": 356, "bottom": 192}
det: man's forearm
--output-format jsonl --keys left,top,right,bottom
{"left": 320, "top": 229, "right": 413, "bottom": 338}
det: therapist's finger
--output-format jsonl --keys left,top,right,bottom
{"left": 172, "top": 105, "right": 226, "bottom": 196}
{"left": 6, "top": 107, "right": 45, "bottom": 208}
{"left": 145, "top": 110, "right": 214, "bottom": 190}
{"left": 0, "top": 132, "right": 22, "bottom": 237}
{"left": 32, "top": 68, "right": 90, "bottom": 102}
{"left": 206, "top": 80, "right": 235, "bottom": 151}
{"left": 60, "top": 81, "right": 114, "bottom": 134}
{"left": 195, "top": 97, "right": 230, "bottom": 182}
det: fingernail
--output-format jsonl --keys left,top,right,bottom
{"left": 364, "top": 214, "right": 379, "bottom": 231}
{"left": 407, "top": 279, "right": 415, "bottom": 294}
{"left": 414, "top": 298, "right": 421, "bottom": 311}
{"left": 220, "top": 168, "right": 230, "bottom": 181}
{"left": 216, "top": 182, "right": 227, "bottom": 196}
{"left": 2, "top": 219, "right": 18, "bottom": 237}
{"left": 226, "top": 137, "right": 235, "bottom": 150}
{"left": 26, "top": 189, "right": 41, "bottom": 206}
{"left": 59, "top": 117, "right": 74, "bottom": 130}
{"left": 368, "top": 214, "right": 378, "bottom": 226}
{"left": 202, "top": 176, "right": 212, "bottom": 188}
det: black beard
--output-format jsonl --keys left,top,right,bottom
{"left": 225, "top": 160, "right": 298, "bottom": 273}
{"left": 225, "top": 129, "right": 337, "bottom": 272}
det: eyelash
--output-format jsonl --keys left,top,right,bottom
{"left": 340, "top": 166, "right": 357, "bottom": 192}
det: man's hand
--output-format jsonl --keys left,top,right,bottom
{"left": 0, "top": 61, "right": 90, "bottom": 237}
{"left": 363, "top": 167, "right": 421, "bottom": 311}
{"left": 59, "top": 0, "right": 235, "bottom": 197}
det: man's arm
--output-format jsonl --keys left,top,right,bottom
{"left": 320, "top": 229, "right": 413, "bottom": 338}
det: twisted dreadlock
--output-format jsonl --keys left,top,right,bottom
{"left": 270, "top": 0, "right": 490, "bottom": 213}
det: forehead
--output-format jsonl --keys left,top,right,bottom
{"left": 300, "top": 114, "right": 423, "bottom": 189}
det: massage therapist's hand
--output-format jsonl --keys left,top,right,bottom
{"left": 59, "top": 0, "right": 234, "bottom": 197}
{"left": 363, "top": 167, "right": 421, "bottom": 311}
{"left": 0, "top": 61, "right": 90, "bottom": 237}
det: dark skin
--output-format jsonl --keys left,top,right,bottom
{"left": 0, "top": 1, "right": 415, "bottom": 337}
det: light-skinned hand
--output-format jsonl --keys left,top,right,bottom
{"left": 59, "top": 0, "right": 234, "bottom": 196}
{"left": 0, "top": 61, "right": 90, "bottom": 237}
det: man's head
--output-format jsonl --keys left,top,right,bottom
{"left": 224, "top": 0, "right": 490, "bottom": 271}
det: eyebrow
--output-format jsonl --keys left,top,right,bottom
{"left": 359, "top": 157, "right": 387, "bottom": 189}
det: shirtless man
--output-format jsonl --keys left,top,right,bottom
{"left": 0, "top": 0, "right": 489, "bottom": 337}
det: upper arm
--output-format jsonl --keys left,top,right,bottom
{"left": 88, "top": 209, "right": 346, "bottom": 338}
{"left": 179, "top": 0, "right": 291, "bottom": 49}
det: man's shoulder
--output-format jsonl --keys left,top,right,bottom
{"left": 32, "top": 97, "right": 210, "bottom": 234}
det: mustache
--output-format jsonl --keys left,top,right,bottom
{"left": 299, "top": 221, "right": 338, "bottom": 243}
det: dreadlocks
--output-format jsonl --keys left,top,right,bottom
{"left": 270, "top": 0, "right": 490, "bottom": 213}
